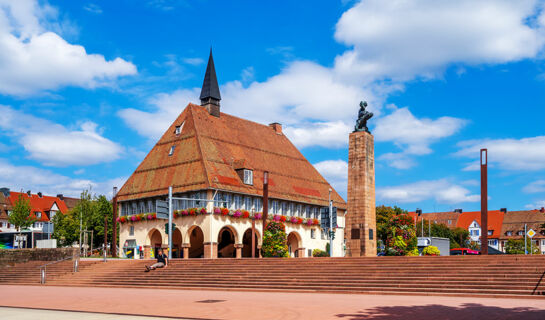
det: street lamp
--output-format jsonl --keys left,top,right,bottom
{"left": 416, "top": 208, "right": 423, "bottom": 237}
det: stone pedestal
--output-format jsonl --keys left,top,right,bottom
{"left": 203, "top": 242, "right": 217, "bottom": 259}
{"left": 182, "top": 243, "right": 190, "bottom": 259}
{"left": 346, "top": 131, "right": 376, "bottom": 257}
{"left": 234, "top": 244, "right": 243, "bottom": 259}
{"left": 296, "top": 247, "right": 306, "bottom": 258}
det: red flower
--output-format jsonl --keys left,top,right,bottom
{"left": 189, "top": 209, "right": 196, "bottom": 215}
{"left": 280, "top": 215, "right": 287, "bottom": 222}
{"left": 221, "top": 208, "right": 229, "bottom": 216}
{"left": 297, "top": 218, "right": 303, "bottom": 224}
{"left": 242, "top": 210, "right": 250, "bottom": 218}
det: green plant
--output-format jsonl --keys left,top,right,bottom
{"left": 8, "top": 195, "right": 35, "bottom": 248}
{"left": 422, "top": 245, "right": 440, "bottom": 256}
{"left": 312, "top": 249, "right": 329, "bottom": 257}
{"left": 261, "top": 221, "right": 288, "bottom": 257}
{"left": 505, "top": 238, "right": 539, "bottom": 254}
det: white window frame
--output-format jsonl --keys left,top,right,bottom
{"left": 243, "top": 169, "right": 253, "bottom": 185}
{"left": 175, "top": 121, "right": 185, "bottom": 135}
{"left": 169, "top": 145, "right": 175, "bottom": 156}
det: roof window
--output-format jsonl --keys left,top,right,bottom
{"left": 175, "top": 121, "right": 185, "bottom": 135}
{"left": 169, "top": 145, "right": 175, "bottom": 156}
{"left": 243, "top": 169, "right": 253, "bottom": 185}
{"left": 506, "top": 231, "right": 512, "bottom": 236}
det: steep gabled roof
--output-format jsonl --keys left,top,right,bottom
{"left": 409, "top": 211, "right": 460, "bottom": 229}
{"left": 456, "top": 210, "right": 504, "bottom": 239}
{"left": 7, "top": 192, "right": 69, "bottom": 222}
{"left": 117, "top": 103, "right": 346, "bottom": 209}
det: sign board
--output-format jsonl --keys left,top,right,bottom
{"left": 320, "top": 207, "right": 337, "bottom": 230}
{"left": 156, "top": 200, "right": 169, "bottom": 219}
{"left": 527, "top": 229, "right": 536, "bottom": 238}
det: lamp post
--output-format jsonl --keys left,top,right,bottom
{"left": 329, "top": 188, "right": 333, "bottom": 257}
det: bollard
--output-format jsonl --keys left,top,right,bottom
{"left": 40, "top": 267, "right": 46, "bottom": 284}
{"left": 74, "top": 258, "right": 79, "bottom": 273}
{"left": 103, "top": 244, "right": 107, "bottom": 262}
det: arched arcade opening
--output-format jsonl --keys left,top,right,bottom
{"left": 242, "top": 228, "right": 259, "bottom": 258}
{"left": 217, "top": 226, "right": 236, "bottom": 258}
{"left": 188, "top": 226, "right": 204, "bottom": 258}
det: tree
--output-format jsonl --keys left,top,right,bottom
{"left": 261, "top": 221, "right": 289, "bottom": 257}
{"left": 505, "top": 238, "right": 539, "bottom": 254}
{"left": 52, "top": 190, "right": 115, "bottom": 253}
{"left": 451, "top": 227, "right": 470, "bottom": 248}
{"left": 376, "top": 205, "right": 408, "bottom": 248}
{"left": 8, "top": 195, "right": 35, "bottom": 248}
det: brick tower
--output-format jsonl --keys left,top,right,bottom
{"left": 346, "top": 130, "right": 376, "bottom": 257}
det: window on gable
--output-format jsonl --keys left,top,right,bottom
{"left": 168, "top": 145, "right": 175, "bottom": 156}
{"left": 35, "top": 212, "right": 42, "bottom": 219}
{"left": 243, "top": 169, "right": 253, "bottom": 185}
{"left": 448, "top": 219, "right": 452, "bottom": 225}
{"left": 488, "top": 230, "right": 493, "bottom": 236}
{"left": 175, "top": 121, "right": 185, "bottom": 135}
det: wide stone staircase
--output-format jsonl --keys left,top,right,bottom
{"left": 0, "top": 260, "right": 99, "bottom": 285}
{"left": 3, "top": 256, "right": 545, "bottom": 298}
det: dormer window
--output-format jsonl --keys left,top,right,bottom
{"left": 488, "top": 230, "right": 493, "bottom": 236}
{"left": 169, "top": 145, "right": 175, "bottom": 156}
{"left": 506, "top": 231, "right": 513, "bottom": 236}
{"left": 35, "top": 212, "right": 42, "bottom": 219}
{"left": 175, "top": 121, "right": 185, "bottom": 135}
{"left": 517, "top": 230, "right": 524, "bottom": 236}
{"left": 243, "top": 169, "right": 253, "bottom": 185}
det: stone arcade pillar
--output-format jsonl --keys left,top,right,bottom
{"left": 346, "top": 131, "right": 376, "bottom": 257}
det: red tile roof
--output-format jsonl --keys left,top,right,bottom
{"left": 117, "top": 103, "right": 346, "bottom": 209}
{"left": 500, "top": 210, "right": 545, "bottom": 240}
{"left": 409, "top": 211, "right": 461, "bottom": 229}
{"left": 455, "top": 210, "right": 504, "bottom": 239}
{"left": 7, "top": 192, "right": 69, "bottom": 222}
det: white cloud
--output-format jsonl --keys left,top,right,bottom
{"left": 0, "top": 159, "right": 125, "bottom": 198}
{"left": 0, "top": 105, "right": 124, "bottom": 166}
{"left": 456, "top": 136, "right": 545, "bottom": 171}
{"left": 377, "top": 179, "right": 480, "bottom": 204}
{"left": 525, "top": 201, "right": 545, "bottom": 210}
{"left": 334, "top": 0, "right": 545, "bottom": 82}
{"left": 0, "top": 0, "right": 136, "bottom": 95}
{"left": 524, "top": 180, "right": 545, "bottom": 193}
{"left": 313, "top": 160, "right": 348, "bottom": 199}
{"left": 284, "top": 121, "right": 352, "bottom": 149}
{"left": 182, "top": 57, "right": 204, "bottom": 66}
{"left": 374, "top": 107, "right": 466, "bottom": 168}
{"left": 118, "top": 88, "right": 199, "bottom": 140}
{"left": 83, "top": 3, "right": 102, "bottom": 14}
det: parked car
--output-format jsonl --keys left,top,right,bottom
{"left": 450, "top": 248, "right": 480, "bottom": 255}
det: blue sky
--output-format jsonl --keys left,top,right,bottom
{"left": 1, "top": 0, "right": 545, "bottom": 213}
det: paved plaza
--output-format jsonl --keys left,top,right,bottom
{"left": 1, "top": 285, "right": 545, "bottom": 319}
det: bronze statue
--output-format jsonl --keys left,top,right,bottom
{"left": 354, "top": 101, "right": 373, "bottom": 133}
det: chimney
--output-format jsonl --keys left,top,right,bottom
{"left": 454, "top": 209, "right": 462, "bottom": 213}
{"left": 541, "top": 207, "right": 545, "bottom": 213}
{"left": 269, "top": 122, "right": 282, "bottom": 134}
{"left": 37, "top": 192, "right": 43, "bottom": 198}
{"left": 27, "top": 190, "right": 31, "bottom": 197}
{"left": 200, "top": 49, "right": 221, "bottom": 117}
{"left": 500, "top": 208, "right": 507, "bottom": 213}
{"left": 56, "top": 194, "right": 64, "bottom": 200}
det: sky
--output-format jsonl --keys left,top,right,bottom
{"left": 0, "top": 0, "right": 545, "bottom": 213}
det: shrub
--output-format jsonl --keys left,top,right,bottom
{"left": 261, "top": 221, "right": 288, "bottom": 257}
{"left": 312, "top": 249, "right": 329, "bottom": 257}
{"left": 422, "top": 245, "right": 440, "bottom": 256}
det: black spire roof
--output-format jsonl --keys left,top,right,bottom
{"left": 200, "top": 49, "right": 221, "bottom": 106}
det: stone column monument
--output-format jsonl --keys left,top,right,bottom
{"left": 346, "top": 101, "right": 376, "bottom": 257}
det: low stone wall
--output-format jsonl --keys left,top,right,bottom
{"left": 0, "top": 247, "right": 78, "bottom": 266}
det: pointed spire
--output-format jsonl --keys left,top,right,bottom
{"left": 200, "top": 48, "right": 221, "bottom": 106}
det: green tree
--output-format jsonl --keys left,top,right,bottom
{"left": 261, "top": 221, "right": 289, "bottom": 257}
{"left": 376, "top": 205, "right": 408, "bottom": 248}
{"left": 52, "top": 190, "right": 115, "bottom": 253}
{"left": 8, "top": 195, "right": 35, "bottom": 248}
{"left": 417, "top": 221, "right": 470, "bottom": 249}
{"left": 505, "top": 238, "right": 539, "bottom": 254}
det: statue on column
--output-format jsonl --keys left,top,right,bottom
{"left": 354, "top": 101, "right": 373, "bottom": 133}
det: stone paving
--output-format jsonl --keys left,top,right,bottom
{"left": 1, "top": 285, "right": 545, "bottom": 320}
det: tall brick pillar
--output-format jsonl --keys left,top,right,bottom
{"left": 346, "top": 131, "right": 376, "bottom": 257}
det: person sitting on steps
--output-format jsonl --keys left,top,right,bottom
{"left": 145, "top": 248, "right": 168, "bottom": 272}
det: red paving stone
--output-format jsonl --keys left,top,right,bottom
{"left": 1, "top": 285, "right": 545, "bottom": 319}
